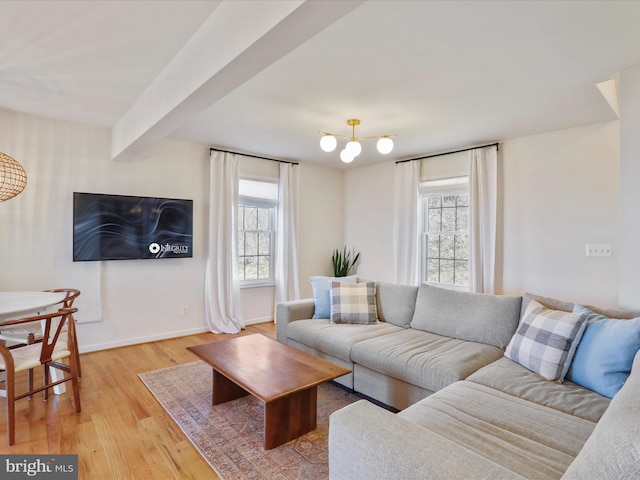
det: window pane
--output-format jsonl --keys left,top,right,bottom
{"left": 427, "top": 235, "right": 440, "bottom": 259}
{"left": 457, "top": 206, "right": 469, "bottom": 231}
{"left": 440, "top": 235, "right": 455, "bottom": 260}
{"left": 243, "top": 256, "right": 257, "bottom": 279}
{"left": 245, "top": 232, "right": 258, "bottom": 255}
{"left": 245, "top": 207, "right": 257, "bottom": 230}
{"left": 455, "top": 234, "right": 469, "bottom": 260}
{"left": 428, "top": 208, "right": 441, "bottom": 232}
{"left": 258, "top": 256, "right": 270, "bottom": 279}
{"left": 440, "top": 260, "right": 455, "bottom": 284}
{"left": 443, "top": 195, "right": 456, "bottom": 207}
{"left": 427, "top": 259, "right": 440, "bottom": 283}
{"left": 455, "top": 260, "right": 468, "bottom": 286}
{"left": 258, "top": 232, "right": 270, "bottom": 255}
{"left": 238, "top": 195, "right": 276, "bottom": 283}
{"left": 420, "top": 188, "right": 470, "bottom": 287}
{"left": 257, "top": 208, "right": 269, "bottom": 230}
{"left": 442, "top": 207, "right": 456, "bottom": 231}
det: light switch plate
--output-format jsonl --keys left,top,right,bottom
{"left": 586, "top": 244, "right": 612, "bottom": 257}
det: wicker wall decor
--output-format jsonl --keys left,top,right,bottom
{"left": 0, "top": 152, "right": 27, "bottom": 201}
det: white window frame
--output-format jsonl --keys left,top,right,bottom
{"left": 238, "top": 178, "right": 278, "bottom": 288}
{"left": 419, "top": 175, "right": 470, "bottom": 291}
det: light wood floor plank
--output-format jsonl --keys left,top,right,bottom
{"left": 0, "top": 322, "right": 276, "bottom": 479}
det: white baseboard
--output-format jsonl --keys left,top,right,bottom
{"left": 79, "top": 326, "right": 209, "bottom": 354}
{"left": 79, "top": 318, "right": 274, "bottom": 353}
{"left": 244, "top": 316, "right": 273, "bottom": 326}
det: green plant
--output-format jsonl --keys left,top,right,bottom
{"left": 332, "top": 246, "right": 360, "bottom": 277}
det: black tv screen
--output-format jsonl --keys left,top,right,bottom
{"left": 73, "top": 192, "right": 193, "bottom": 261}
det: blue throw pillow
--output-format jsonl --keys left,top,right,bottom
{"left": 568, "top": 304, "right": 640, "bottom": 398}
{"left": 310, "top": 275, "right": 357, "bottom": 318}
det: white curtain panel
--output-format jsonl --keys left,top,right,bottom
{"left": 393, "top": 160, "right": 421, "bottom": 286}
{"left": 469, "top": 146, "right": 498, "bottom": 294}
{"left": 274, "top": 163, "right": 300, "bottom": 317}
{"left": 204, "top": 151, "right": 244, "bottom": 333}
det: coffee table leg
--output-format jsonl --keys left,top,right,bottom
{"left": 264, "top": 385, "right": 317, "bottom": 450}
{"left": 212, "top": 369, "right": 249, "bottom": 405}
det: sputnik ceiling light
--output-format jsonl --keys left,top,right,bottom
{"left": 319, "top": 119, "right": 395, "bottom": 163}
{"left": 0, "top": 152, "right": 27, "bottom": 201}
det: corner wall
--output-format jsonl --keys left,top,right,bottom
{"left": 343, "top": 121, "right": 621, "bottom": 307}
{"left": 619, "top": 65, "right": 640, "bottom": 309}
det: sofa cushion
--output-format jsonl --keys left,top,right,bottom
{"left": 505, "top": 300, "right": 588, "bottom": 381}
{"left": 467, "top": 357, "right": 610, "bottom": 423}
{"left": 399, "top": 381, "right": 598, "bottom": 480}
{"left": 375, "top": 282, "right": 418, "bottom": 328}
{"left": 567, "top": 304, "right": 640, "bottom": 398}
{"left": 351, "top": 328, "right": 504, "bottom": 393}
{"left": 310, "top": 275, "right": 357, "bottom": 318}
{"left": 410, "top": 284, "right": 522, "bottom": 348}
{"left": 330, "top": 281, "right": 378, "bottom": 324}
{"left": 285, "top": 319, "right": 402, "bottom": 362}
{"left": 561, "top": 351, "right": 640, "bottom": 480}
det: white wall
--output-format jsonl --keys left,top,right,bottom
{"left": 343, "top": 120, "right": 621, "bottom": 307}
{"left": 343, "top": 161, "right": 395, "bottom": 282}
{"left": 619, "top": 65, "right": 640, "bottom": 309}
{"left": 0, "top": 109, "right": 211, "bottom": 352}
{"left": 297, "top": 164, "right": 344, "bottom": 298}
{"left": 500, "top": 121, "right": 619, "bottom": 306}
{"left": 0, "top": 109, "right": 345, "bottom": 351}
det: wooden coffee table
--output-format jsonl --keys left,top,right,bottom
{"left": 187, "top": 334, "right": 351, "bottom": 449}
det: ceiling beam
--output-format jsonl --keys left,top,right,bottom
{"left": 110, "top": 0, "right": 365, "bottom": 161}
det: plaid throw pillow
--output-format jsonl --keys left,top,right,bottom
{"left": 330, "top": 281, "right": 378, "bottom": 325}
{"left": 505, "top": 300, "right": 588, "bottom": 381}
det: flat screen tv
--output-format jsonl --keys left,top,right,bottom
{"left": 73, "top": 192, "right": 193, "bottom": 261}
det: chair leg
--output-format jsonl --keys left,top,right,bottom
{"left": 69, "top": 354, "right": 82, "bottom": 414}
{"left": 68, "top": 320, "right": 82, "bottom": 378}
{"left": 27, "top": 333, "right": 35, "bottom": 400}
{"left": 6, "top": 369, "right": 15, "bottom": 446}
{"left": 43, "top": 364, "right": 50, "bottom": 402}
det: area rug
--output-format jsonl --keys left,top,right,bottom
{"left": 139, "top": 361, "right": 361, "bottom": 480}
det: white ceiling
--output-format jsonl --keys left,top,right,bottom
{"left": 1, "top": 0, "right": 639, "bottom": 169}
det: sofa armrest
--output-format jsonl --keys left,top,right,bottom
{"left": 275, "top": 298, "right": 315, "bottom": 344}
{"left": 329, "top": 400, "right": 525, "bottom": 480}
{"left": 561, "top": 350, "right": 640, "bottom": 479}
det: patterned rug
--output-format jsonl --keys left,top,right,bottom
{"left": 139, "top": 361, "right": 361, "bottom": 480}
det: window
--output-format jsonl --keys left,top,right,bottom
{"left": 420, "top": 177, "right": 469, "bottom": 289}
{"left": 238, "top": 179, "right": 278, "bottom": 285}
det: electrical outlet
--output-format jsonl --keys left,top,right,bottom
{"left": 180, "top": 304, "right": 189, "bottom": 316}
{"left": 586, "top": 244, "right": 613, "bottom": 257}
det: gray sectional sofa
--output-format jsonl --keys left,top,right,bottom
{"left": 275, "top": 281, "right": 640, "bottom": 480}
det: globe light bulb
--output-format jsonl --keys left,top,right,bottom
{"left": 345, "top": 140, "right": 362, "bottom": 157}
{"left": 320, "top": 135, "right": 337, "bottom": 152}
{"left": 377, "top": 137, "right": 394, "bottom": 154}
{"left": 340, "top": 149, "right": 355, "bottom": 163}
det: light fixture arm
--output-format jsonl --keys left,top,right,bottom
{"left": 318, "top": 118, "right": 396, "bottom": 162}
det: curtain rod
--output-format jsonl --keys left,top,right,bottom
{"left": 396, "top": 142, "right": 499, "bottom": 164}
{"left": 210, "top": 147, "right": 299, "bottom": 165}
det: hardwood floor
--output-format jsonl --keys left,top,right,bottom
{"left": 0, "top": 322, "right": 276, "bottom": 480}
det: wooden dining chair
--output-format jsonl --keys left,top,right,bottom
{"left": 0, "top": 289, "right": 82, "bottom": 391}
{"left": 0, "top": 308, "right": 81, "bottom": 445}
